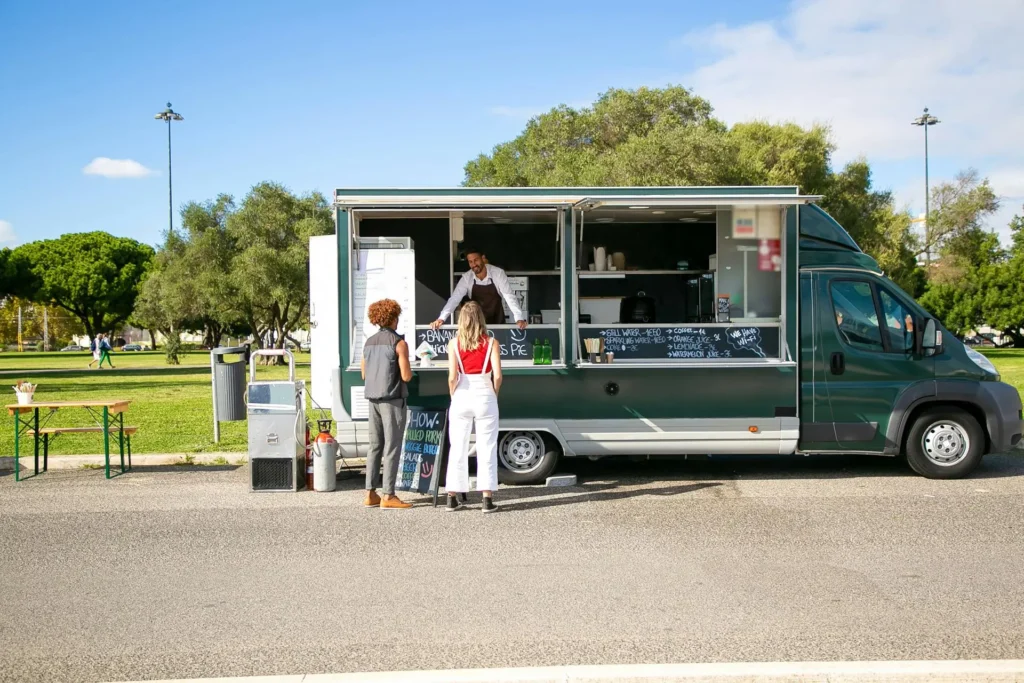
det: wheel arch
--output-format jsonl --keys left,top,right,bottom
{"left": 497, "top": 420, "right": 573, "bottom": 457}
{"left": 885, "top": 381, "right": 997, "bottom": 456}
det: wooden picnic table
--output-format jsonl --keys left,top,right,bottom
{"left": 7, "top": 400, "right": 133, "bottom": 481}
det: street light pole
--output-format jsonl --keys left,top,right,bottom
{"left": 911, "top": 107, "right": 940, "bottom": 265}
{"left": 154, "top": 103, "right": 184, "bottom": 234}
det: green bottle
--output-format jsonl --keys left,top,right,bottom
{"left": 542, "top": 339, "right": 552, "bottom": 365}
{"left": 533, "top": 339, "right": 544, "bottom": 365}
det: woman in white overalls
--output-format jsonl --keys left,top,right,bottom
{"left": 445, "top": 301, "right": 503, "bottom": 513}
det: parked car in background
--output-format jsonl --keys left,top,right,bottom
{"left": 60, "top": 345, "right": 85, "bottom": 352}
{"left": 300, "top": 340, "right": 311, "bottom": 352}
{"left": 122, "top": 343, "right": 147, "bottom": 352}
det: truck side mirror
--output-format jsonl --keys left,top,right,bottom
{"left": 920, "top": 318, "right": 942, "bottom": 356}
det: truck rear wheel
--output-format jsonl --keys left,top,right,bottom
{"left": 905, "top": 407, "right": 985, "bottom": 479}
{"left": 497, "top": 431, "right": 560, "bottom": 485}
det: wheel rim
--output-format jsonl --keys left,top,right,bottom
{"left": 498, "top": 432, "right": 545, "bottom": 473}
{"left": 921, "top": 421, "right": 971, "bottom": 466}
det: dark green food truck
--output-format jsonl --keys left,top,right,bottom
{"left": 308, "top": 186, "right": 1022, "bottom": 482}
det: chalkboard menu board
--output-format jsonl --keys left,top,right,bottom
{"left": 415, "top": 327, "right": 561, "bottom": 362}
{"left": 395, "top": 407, "right": 448, "bottom": 505}
{"left": 585, "top": 325, "right": 779, "bottom": 360}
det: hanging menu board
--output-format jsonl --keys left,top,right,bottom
{"left": 351, "top": 246, "right": 416, "bottom": 365}
{"left": 587, "top": 325, "right": 779, "bottom": 360}
{"left": 394, "top": 407, "right": 448, "bottom": 506}
{"left": 414, "top": 327, "right": 561, "bottom": 362}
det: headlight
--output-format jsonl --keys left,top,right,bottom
{"left": 966, "top": 346, "right": 999, "bottom": 377}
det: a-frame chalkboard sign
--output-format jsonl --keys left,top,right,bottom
{"left": 394, "top": 406, "right": 450, "bottom": 507}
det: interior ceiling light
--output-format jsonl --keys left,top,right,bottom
{"left": 679, "top": 217, "right": 698, "bottom": 222}
{"left": 651, "top": 210, "right": 666, "bottom": 215}
{"left": 595, "top": 217, "right": 615, "bottom": 223}
{"left": 492, "top": 217, "right": 513, "bottom": 224}
{"left": 629, "top": 205, "right": 649, "bottom": 210}
{"left": 694, "top": 209, "right": 714, "bottom": 215}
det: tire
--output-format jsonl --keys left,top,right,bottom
{"left": 497, "top": 431, "right": 561, "bottom": 485}
{"left": 904, "top": 407, "right": 985, "bottom": 479}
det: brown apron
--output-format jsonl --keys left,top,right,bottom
{"left": 470, "top": 280, "right": 506, "bottom": 325}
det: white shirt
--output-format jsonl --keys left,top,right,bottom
{"left": 438, "top": 264, "right": 524, "bottom": 323}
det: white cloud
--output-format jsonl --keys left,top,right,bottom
{"left": 0, "top": 220, "right": 15, "bottom": 245}
{"left": 990, "top": 168, "right": 1024, "bottom": 201}
{"left": 679, "top": 0, "right": 1024, "bottom": 165}
{"left": 82, "top": 157, "right": 155, "bottom": 178}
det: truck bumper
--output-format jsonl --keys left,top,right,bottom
{"left": 983, "top": 381, "right": 1024, "bottom": 453}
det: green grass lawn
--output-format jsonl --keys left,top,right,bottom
{"left": 1, "top": 349, "right": 1021, "bottom": 458}
{"left": 1, "top": 350, "right": 310, "bottom": 371}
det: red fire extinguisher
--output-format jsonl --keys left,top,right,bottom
{"left": 305, "top": 424, "right": 314, "bottom": 490}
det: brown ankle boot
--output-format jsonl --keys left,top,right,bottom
{"left": 380, "top": 494, "right": 412, "bottom": 510}
{"left": 363, "top": 490, "right": 382, "bottom": 507}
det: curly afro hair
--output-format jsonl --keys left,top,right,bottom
{"left": 367, "top": 298, "right": 402, "bottom": 328}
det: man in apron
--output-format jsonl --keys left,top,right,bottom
{"left": 430, "top": 248, "right": 527, "bottom": 330}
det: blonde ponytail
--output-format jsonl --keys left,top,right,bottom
{"left": 457, "top": 301, "right": 488, "bottom": 351}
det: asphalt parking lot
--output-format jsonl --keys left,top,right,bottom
{"left": 2, "top": 452, "right": 1023, "bottom": 683}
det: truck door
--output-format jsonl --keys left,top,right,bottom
{"left": 817, "top": 272, "right": 935, "bottom": 452}
{"left": 799, "top": 271, "right": 837, "bottom": 450}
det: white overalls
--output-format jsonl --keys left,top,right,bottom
{"left": 447, "top": 338, "right": 500, "bottom": 492}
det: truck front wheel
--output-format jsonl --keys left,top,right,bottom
{"left": 497, "top": 431, "right": 560, "bottom": 485}
{"left": 905, "top": 407, "right": 985, "bottom": 479}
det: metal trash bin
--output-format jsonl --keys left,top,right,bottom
{"left": 211, "top": 346, "right": 247, "bottom": 442}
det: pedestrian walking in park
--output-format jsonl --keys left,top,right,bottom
{"left": 361, "top": 298, "right": 413, "bottom": 510}
{"left": 98, "top": 334, "right": 115, "bottom": 369}
{"left": 88, "top": 336, "right": 101, "bottom": 368}
{"left": 445, "top": 301, "right": 502, "bottom": 513}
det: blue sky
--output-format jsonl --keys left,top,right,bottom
{"left": 2, "top": 0, "right": 1022, "bottom": 249}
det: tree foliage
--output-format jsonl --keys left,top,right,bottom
{"left": 11, "top": 232, "right": 154, "bottom": 341}
{"left": 131, "top": 183, "right": 333, "bottom": 364}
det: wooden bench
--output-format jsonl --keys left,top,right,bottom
{"left": 26, "top": 426, "right": 138, "bottom": 472}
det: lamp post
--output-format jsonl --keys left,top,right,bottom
{"left": 911, "top": 107, "right": 939, "bottom": 264}
{"left": 154, "top": 103, "right": 184, "bottom": 234}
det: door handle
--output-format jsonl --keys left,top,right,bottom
{"left": 830, "top": 351, "right": 845, "bottom": 375}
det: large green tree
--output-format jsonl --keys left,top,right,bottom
{"left": 226, "top": 182, "right": 333, "bottom": 355}
{"left": 12, "top": 232, "right": 154, "bottom": 341}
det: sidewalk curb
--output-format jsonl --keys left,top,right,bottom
{"left": 0, "top": 453, "right": 368, "bottom": 471}
{"left": 108, "top": 659, "right": 1024, "bottom": 683}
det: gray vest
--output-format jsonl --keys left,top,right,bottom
{"left": 363, "top": 328, "right": 408, "bottom": 401}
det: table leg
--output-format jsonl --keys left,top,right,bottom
{"left": 33, "top": 408, "right": 39, "bottom": 476}
{"left": 103, "top": 407, "right": 110, "bottom": 479}
{"left": 118, "top": 413, "right": 125, "bottom": 474}
{"left": 127, "top": 434, "right": 132, "bottom": 469}
{"left": 13, "top": 411, "right": 20, "bottom": 483}
{"left": 43, "top": 433, "right": 49, "bottom": 472}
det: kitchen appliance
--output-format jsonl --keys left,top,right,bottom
{"left": 247, "top": 349, "right": 306, "bottom": 492}
{"left": 620, "top": 291, "right": 656, "bottom": 324}
{"left": 580, "top": 297, "right": 622, "bottom": 324}
{"left": 541, "top": 309, "right": 560, "bottom": 324}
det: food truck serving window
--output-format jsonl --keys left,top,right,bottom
{"left": 350, "top": 208, "right": 566, "bottom": 369}
{"left": 575, "top": 204, "right": 786, "bottom": 365}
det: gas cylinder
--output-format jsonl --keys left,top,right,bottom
{"left": 305, "top": 425, "right": 313, "bottom": 490}
{"left": 313, "top": 419, "right": 338, "bottom": 492}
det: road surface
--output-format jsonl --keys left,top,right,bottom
{"left": 1, "top": 453, "right": 1023, "bottom": 682}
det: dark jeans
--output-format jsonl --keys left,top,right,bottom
{"left": 366, "top": 398, "right": 407, "bottom": 495}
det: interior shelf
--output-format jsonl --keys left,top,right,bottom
{"left": 578, "top": 269, "right": 711, "bottom": 277}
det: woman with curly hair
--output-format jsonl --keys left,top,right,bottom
{"left": 361, "top": 298, "right": 413, "bottom": 510}
{"left": 445, "top": 300, "right": 502, "bottom": 513}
